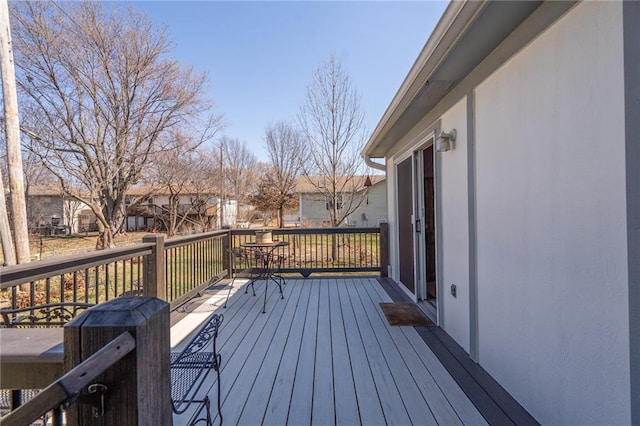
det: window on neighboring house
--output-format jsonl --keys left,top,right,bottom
{"left": 325, "top": 195, "right": 343, "bottom": 210}
{"left": 148, "top": 198, "right": 154, "bottom": 205}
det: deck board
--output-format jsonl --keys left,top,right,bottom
{"left": 312, "top": 279, "right": 335, "bottom": 425}
{"left": 366, "top": 278, "right": 481, "bottom": 425}
{"left": 237, "top": 278, "right": 305, "bottom": 425}
{"left": 344, "top": 279, "right": 413, "bottom": 425}
{"left": 328, "top": 279, "right": 360, "bottom": 425}
{"left": 335, "top": 278, "right": 386, "bottom": 426}
{"left": 287, "top": 279, "right": 320, "bottom": 426}
{"left": 173, "top": 277, "right": 486, "bottom": 426}
{"left": 351, "top": 278, "right": 438, "bottom": 425}
{"left": 261, "top": 280, "right": 313, "bottom": 426}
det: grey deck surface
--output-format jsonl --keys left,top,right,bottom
{"left": 172, "top": 277, "right": 487, "bottom": 426}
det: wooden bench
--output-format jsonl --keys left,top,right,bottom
{"left": 170, "top": 312, "right": 224, "bottom": 426}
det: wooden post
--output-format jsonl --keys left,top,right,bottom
{"left": 379, "top": 222, "right": 389, "bottom": 277}
{"left": 143, "top": 234, "right": 165, "bottom": 300}
{"left": 64, "top": 297, "right": 171, "bottom": 425}
{"left": 222, "top": 230, "right": 230, "bottom": 278}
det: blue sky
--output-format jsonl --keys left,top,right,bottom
{"left": 134, "top": 1, "right": 448, "bottom": 161}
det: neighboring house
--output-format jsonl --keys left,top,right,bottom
{"left": 24, "top": 185, "right": 96, "bottom": 234}
{"left": 362, "top": 1, "right": 639, "bottom": 424}
{"left": 125, "top": 186, "right": 237, "bottom": 232}
{"left": 297, "top": 175, "right": 386, "bottom": 227}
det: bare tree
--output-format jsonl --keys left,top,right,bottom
{"left": 219, "top": 136, "right": 258, "bottom": 203}
{"left": 214, "top": 136, "right": 258, "bottom": 226}
{"left": 253, "top": 122, "right": 305, "bottom": 227}
{"left": 146, "top": 134, "right": 215, "bottom": 236}
{"left": 298, "top": 55, "right": 369, "bottom": 227}
{"left": 11, "top": 2, "right": 223, "bottom": 248}
{"left": 63, "top": 196, "right": 83, "bottom": 234}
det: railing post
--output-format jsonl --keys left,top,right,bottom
{"left": 64, "top": 297, "right": 171, "bottom": 425}
{"left": 143, "top": 234, "right": 165, "bottom": 300}
{"left": 222, "top": 230, "right": 231, "bottom": 278}
{"left": 380, "top": 223, "right": 389, "bottom": 277}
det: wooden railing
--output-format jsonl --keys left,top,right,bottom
{"left": 0, "top": 243, "right": 154, "bottom": 322}
{"left": 1, "top": 226, "right": 388, "bottom": 316}
{"left": 162, "top": 231, "right": 229, "bottom": 308}
{"left": 0, "top": 297, "right": 170, "bottom": 426}
{"left": 1, "top": 332, "right": 136, "bottom": 426}
{"left": 231, "top": 227, "right": 383, "bottom": 277}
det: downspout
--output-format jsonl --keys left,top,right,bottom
{"left": 363, "top": 155, "right": 386, "bottom": 172}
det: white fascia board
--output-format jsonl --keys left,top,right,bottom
{"left": 362, "top": 0, "right": 486, "bottom": 157}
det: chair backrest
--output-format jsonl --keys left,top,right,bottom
{"left": 0, "top": 302, "right": 94, "bottom": 328}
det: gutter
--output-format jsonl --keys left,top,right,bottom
{"left": 363, "top": 155, "right": 386, "bottom": 172}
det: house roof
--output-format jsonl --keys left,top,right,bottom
{"left": 26, "top": 185, "right": 90, "bottom": 197}
{"left": 296, "top": 175, "right": 385, "bottom": 194}
{"left": 362, "top": 0, "right": 552, "bottom": 158}
{"left": 126, "top": 183, "right": 220, "bottom": 197}
{"left": 23, "top": 183, "right": 219, "bottom": 198}
{"left": 26, "top": 184, "right": 63, "bottom": 196}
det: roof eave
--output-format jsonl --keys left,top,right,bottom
{"left": 362, "top": 0, "right": 486, "bottom": 158}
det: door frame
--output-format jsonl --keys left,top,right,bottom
{"left": 393, "top": 151, "right": 416, "bottom": 297}
{"left": 392, "top": 125, "right": 442, "bottom": 325}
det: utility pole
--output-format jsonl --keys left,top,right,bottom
{"left": 0, "top": 0, "right": 30, "bottom": 267}
{"left": 219, "top": 142, "right": 225, "bottom": 228}
{"left": 0, "top": 172, "right": 16, "bottom": 265}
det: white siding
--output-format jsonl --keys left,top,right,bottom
{"left": 474, "top": 2, "right": 628, "bottom": 423}
{"left": 439, "top": 98, "right": 470, "bottom": 351}
{"left": 299, "top": 181, "right": 387, "bottom": 227}
{"left": 300, "top": 194, "right": 331, "bottom": 227}
{"left": 349, "top": 182, "right": 387, "bottom": 227}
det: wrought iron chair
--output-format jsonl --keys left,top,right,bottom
{"left": 170, "top": 313, "right": 223, "bottom": 426}
{"left": 224, "top": 248, "right": 262, "bottom": 308}
{"left": 224, "top": 247, "right": 285, "bottom": 312}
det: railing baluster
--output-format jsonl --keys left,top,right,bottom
{"left": 85, "top": 268, "right": 90, "bottom": 303}
{"left": 94, "top": 266, "right": 99, "bottom": 304}
{"left": 105, "top": 262, "right": 110, "bottom": 301}
{"left": 137, "top": 256, "right": 142, "bottom": 295}
{"left": 73, "top": 272, "right": 78, "bottom": 303}
{"left": 114, "top": 260, "right": 119, "bottom": 297}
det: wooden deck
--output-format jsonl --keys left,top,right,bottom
{"left": 171, "top": 277, "right": 487, "bottom": 426}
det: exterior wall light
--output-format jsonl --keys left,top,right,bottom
{"left": 436, "top": 129, "right": 456, "bottom": 152}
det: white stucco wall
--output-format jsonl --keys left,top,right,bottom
{"left": 438, "top": 98, "right": 470, "bottom": 351}
{"left": 474, "top": 2, "right": 628, "bottom": 423}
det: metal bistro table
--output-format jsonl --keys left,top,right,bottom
{"left": 240, "top": 240, "right": 289, "bottom": 313}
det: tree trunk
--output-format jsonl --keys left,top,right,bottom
{"left": 0, "top": 0, "right": 30, "bottom": 269}
{"left": 278, "top": 207, "right": 284, "bottom": 228}
{"left": 95, "top": 221, "right": 115, "bottom": 250}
